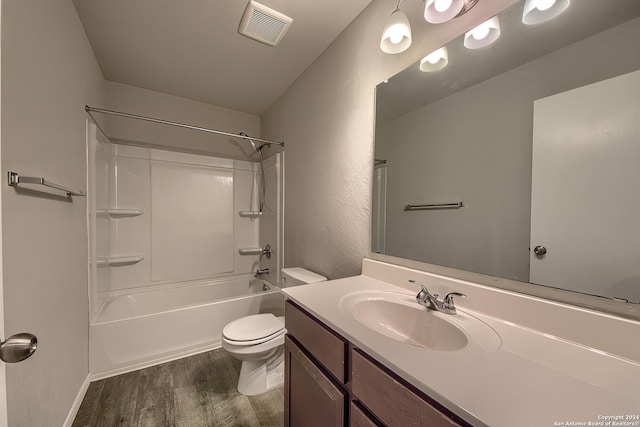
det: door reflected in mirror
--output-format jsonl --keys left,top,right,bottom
{"left": 373, "top": 0, "right": 640, "bottom": 303}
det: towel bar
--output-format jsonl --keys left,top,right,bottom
{"left": 8, "top": 171, "right": 86, "bottom": 197}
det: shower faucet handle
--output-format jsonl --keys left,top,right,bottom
{"left": 260, "top": 244, "right": 272, "bottom": 260}
{"left": 255, "top": 268, "right": 270, "bottom": 278}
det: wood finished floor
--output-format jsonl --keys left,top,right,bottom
{"left": 72, "top": 348, "right": 284, "bottom": 427}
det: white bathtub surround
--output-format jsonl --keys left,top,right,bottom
{"left": 257, "top": 153, "right": 284, "bottom": 285}
{"left": 90, "top": 142, "right": 267, "bottom": 297}
{"left": 87, "top": 127, "right": 285, "bottom": 378}
{"left": 282, "top": 259, "right": 640, "bottom": 427}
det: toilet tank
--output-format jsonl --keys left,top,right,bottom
{"left": 281, "top": 267, "right": 327, "bottom": 287}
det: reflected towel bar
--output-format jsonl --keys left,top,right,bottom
{"left": 238, "top": 248, "right": 264, "bottom": 256}
{"left": 7, "top": 171, "right": 86, "bottom": 197}
{"left": 404, "top": 202, "right": 464, "bottom": 211}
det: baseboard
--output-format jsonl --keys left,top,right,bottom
{"left": 62, "top": 375, "right": 90, "bottom": 427}
{"left": 90, "top": 342, "right": 221, "bottom": 381}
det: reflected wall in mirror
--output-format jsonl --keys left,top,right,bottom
{"left": 373, "top": 0, "right": 640, "bottom": 304}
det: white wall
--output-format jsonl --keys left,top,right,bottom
{"left": 0, "top": 3, "right": 7, "bottom": 425}
{"left": 376, "top": 17, "right": 640, "bottom": 283}
{"left": 261, "top": 0, "right": 517, "bottom": 279}
{"left": 104, "top": 81, "right": 262, "bottom": 160}
{"left": 1, "top": 1, "right": 105, "bottom": 425}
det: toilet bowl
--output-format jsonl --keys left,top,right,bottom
{"left": 222, "top": 313, "right": 285, "bottom": 396}
{"left": 222, "top": 267, "right": 327, "bottom": 396}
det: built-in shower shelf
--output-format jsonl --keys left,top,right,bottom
{"left": 238, "top": 247, "right": 263, "bottom": 256}
{"left": 238, "top": 211, "right": 262, "bottom": 218}
{"left": 97, "top": 255, "right": 144, "bottom": 267}
{"left": 96, "top": 208, "right": 145, "bottom": 218}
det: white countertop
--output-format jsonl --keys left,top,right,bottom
{"left": 282, "top": 275, "right": 640, "bottom": 427}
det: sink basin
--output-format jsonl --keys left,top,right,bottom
{"left": 339, "top": 291, "right": 501, "bottom": 353}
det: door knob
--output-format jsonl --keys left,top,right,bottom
{"left": 0, "top": 333, "right": 37, "bottom": 363}
{"left": 533, "top": 246, "right": 547, "bottom": 257}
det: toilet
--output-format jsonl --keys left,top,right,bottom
{"left": 221, "top": 267, "right": 327, "bottom": 396}
{"left": 280, "top": 267, "right": 328, "bottom": 288}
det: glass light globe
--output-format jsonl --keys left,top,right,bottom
{"left": 426, "top": 48, "right": 445, "bottom": 64}
{"left": 472, "top": 23, "right": 491, "bottom": 40}
{"left": 434, "top": 0, "right": 453, "bottom": 13}
{"left": 419, "top": 47, "right": 448, "bottom": 72}
{"left": 536, "top": 0, "right": 557, "bottom": 11}
{"left": 388, "top": 26, "right": 404, "bottom": 44}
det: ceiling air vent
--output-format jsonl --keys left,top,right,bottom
{"left": 239, "top": 1, "right": 293, "bottom": 47}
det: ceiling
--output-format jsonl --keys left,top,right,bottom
{"left": 74, "top": 0, "right": 372, "bottom": 115}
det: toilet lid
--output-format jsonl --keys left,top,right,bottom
{"left": 223, "top": 329, "right": 285, "bottom": 347}
{"left": 223, "top": 313, "right": 284, "bottom": 342}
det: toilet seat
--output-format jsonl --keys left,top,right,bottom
{"left": 223, "top": 329, "right": 285, "bottom": 346}
{"left": 222, "top": 313, "right": 285, "bottom": 346}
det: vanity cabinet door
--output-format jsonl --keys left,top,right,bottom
{"left": 351, "top": 349, "right": 463, "bottom": 427}
{"left": 285, "top": 300, "right": 347, "bottom": 383}
{"left": 350, "top": 402, "right": 382, "bottom": 427}
{"left": 285, "top": 336, "right": 346, "bottom": 427}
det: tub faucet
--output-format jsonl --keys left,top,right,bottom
{"left": 255, "top": 268, "right": 270, "bottom": 278}
{"left": 408, "top": 280, "right": 466, "bottom": 315}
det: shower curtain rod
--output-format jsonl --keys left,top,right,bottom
{"left": 85, "top": 106, "right": 285, "bottom": 147}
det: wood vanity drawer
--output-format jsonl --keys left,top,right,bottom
{"left": 351, "top": 349, "right": 463, "bottom": 427}
{"left": 285, "top": 300, "right": 347, "bottom": 383}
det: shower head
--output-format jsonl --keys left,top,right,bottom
{"left": 240, "top": 132, "right": 263, "bottom": 154}
{"left": 239, "top": 132, "right": 266, "bottom": 213}
{"left": 250, "top": 140, "right": 265, "bottom": 153}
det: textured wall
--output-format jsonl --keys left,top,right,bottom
{"left": 261, "top": 0, "right": 517, "bottom": 279}
{"left": 1, "top": 1, "right": 105, "bottom": 425}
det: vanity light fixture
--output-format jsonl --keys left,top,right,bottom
{"left": 380, "top": 0, "right": 412, "bottom": 54}
{"left": 424, "top": 0, "right": 479, "bottom": 24}
{"left": 464, "top": 16, "right": 500, "bottom": 49}
{"left": 522, "top": 0, "right": 570, "bottom": 25}
{"left": 419, "top": 46, "right": 448, "bottom": 72}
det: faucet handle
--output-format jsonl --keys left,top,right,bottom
{"left": 255, "top": 268, "right": 270, "bottom": 278}
{"left": 443, "top": 292, "right": 466, "bottom": 310}
{"left": 259, "top": 244, "right": 272, "bottom": 261}
{"left": 408, "top": 280, "right": 428, "bottom": 301}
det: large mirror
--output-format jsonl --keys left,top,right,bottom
{"left": 373, "top": 0, "right": 640, "bottom": 304}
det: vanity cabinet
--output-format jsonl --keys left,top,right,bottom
{"left": 284, "top": 299, "right": 348, "bottom": 427}
{"left": 285, "top": 336, "right": 346, "bottom": 426}
{"left": 351, "top": 349, "right": 461, "bottom": 427}
{"left": 284, "top": 300, "right": 467, "bottom": 427}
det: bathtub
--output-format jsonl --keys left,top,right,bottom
{"left": 89, "top": 276, "right": 284, "bottom": 379}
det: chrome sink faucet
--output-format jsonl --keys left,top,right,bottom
{"left": 408, "top": 280, "right": 466, "bottom": 315}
